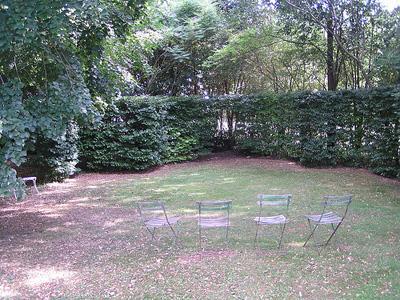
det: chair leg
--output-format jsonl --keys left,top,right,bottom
{"left": 324, "top": 222, "right": 343, "bottom": 247}
{"left": 150, "top": 228, "right": 156, "bottom": 240}
{"left": 225, "top": 225, "right": 229, "bottom": 240}
{"left": 199, "top": 226, "right": 202, "bottom": 250}
{"left": 144, "top": 225, "right": 154, "bottom": 239}
{"left": 254, "top": 223, "right": 260, "bottom": 247}
{"left": 168, "top": 224, "right": 182, "bottom": 247}
{"left": 304, "top": 219, "right": 319, "bottom": 247}
{"left": 33, "top": 179, "right": 39, "bottom": 194}
{"left": 169, "top": 224, "right": 178, "bottom": 239}
{"left": 278, "top": 223, "right": 287, "bottom": 249}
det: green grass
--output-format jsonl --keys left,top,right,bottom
{"left": 1, "top": 163, "right": 399, "bottom": 299}
{"left": 103, "top": 165, "right": 400, "bottom": 299}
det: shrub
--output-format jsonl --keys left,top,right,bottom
{"left": 79, "top": 96, "right": 217, "bottom": 171}
{"left": 20, "top": 122, "right": 80, "bottom": 183}
{"left": 79, "top": 98, "right": 167, "bottom": 171}
{"left": 78, "top": 85, "right": 400, "bottom": 179}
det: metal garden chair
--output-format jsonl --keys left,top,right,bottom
{"left": 254, "top": 194, "right": 292, "bottom": 249}
{"left": 12, "top": 176, "right": 39, "bottom": 200}
{"left": 197, "top": 200, "right": 232, "bottom": 249}
{"left": 137, "top": 201, "right": 180, "bottom": 242}
{"left": 303, "top": 195, "right": 352, "bottom": 250}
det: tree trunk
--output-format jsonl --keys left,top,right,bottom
{"left": 327, "top": 3, "right": 336, "bottom": 91}
{"left": 326, "top": 2, "right": 337, "bottom": 163}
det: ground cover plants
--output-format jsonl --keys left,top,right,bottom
{"left": 1, "top": 154, "right": 399, "bottom": 298}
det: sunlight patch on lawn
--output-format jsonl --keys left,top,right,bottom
{"left": 103, "top": 218, "right": 129, "bottom": 228}
{"left": 0, "top": 286, "right": 19, "bottom": 298}
{"left": 118, "top": 197, "right": 142, "bottom": 204}
{"left": 222, "top": 177, "right": 235, "bottom": 181}
{"left": 25, "top": 268, "right": 76, "bottom": 287}
{"left": 112, "top": 229, "right": 132, "bottom": 235}
{"left": 40, "top": 189, "right": 74, "bottom": 195}
{"left": 163, "top": 184, "right": 189, "bottom": 188}
{"left": 187, "top": 192, "right": 206, "bottom": 196}
{"left": 46, "top": 226, "right": 64, "bottom": 232}
{"left": 44, "top": 213, "right": 64, "bottom": 218}
{"left": 69, "top": 197, "right": 90, "bottom": 203}
{"left": 287, "top": 241, "right": 304, "bottom": 248}
{"left": 86, "top": 185, "right": 100, "bottom": 189}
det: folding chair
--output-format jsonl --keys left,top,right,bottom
{"left": 303, "top": 195, "right": 352, "bottom": 250}
{"left": 254, "top": 194, "right": 292, "bottom": 249}
{"left": 197, "top": 200, "right": 232, "bottom": 249}
{"left": 137, "top": 201, "right": 180, "bottom": 242}
{"left": 22, "top": 177, "right": 39, "bottom": 194}
{"left": 12, "top": 176, "right": 39, "bottom": 200}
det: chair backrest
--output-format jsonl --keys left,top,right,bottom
{"left": 321, "top": 195, "right": 352, "bottom": 218}
{"left": 137, "top": 201, "right": 167, "bottom": 221}
{"left": 256, "top": 194, "right": 292, "bottom": 216}
{"left": 197, "top": 200, "right": 232, "bottom": 223}
{"left": 257, "top": 194, "right": 292, "bottom": 207}
{"left": 323, "top": 195, "right": 352, "bottom": 206}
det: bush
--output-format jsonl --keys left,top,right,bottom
{"left": 20, "top": 122, "right": 80, "bottom": 183}
{"left": 78, "top": 85, "right": 400, "bottom": 179}
{"left": 79, "top": 98, "right": 167, "bottom": 171}
{"left": 233, "top": 86, "right": 400, "bottom": 176}
{"left": 79, "top": 96, "right": 217, "bottom": 171}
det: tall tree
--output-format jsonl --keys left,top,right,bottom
{"left": 0, "top": 0, "right": 146, "bottom": 197}
{"left": 275, "top": 0, "right": 386, "bottom": 90}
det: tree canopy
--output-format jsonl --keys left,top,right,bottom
{"left": 104, "top": 0, "right": 399, "bottom": 96}
{"left": 0, "top": 0, "right": 145, "bottom": 197}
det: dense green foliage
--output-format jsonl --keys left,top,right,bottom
{"left": 105, "top": 0, "right": 400, "bottom": 95}
{"left": 233, "top": 87, "right": 400, "bottom": 178}
{"left": 1, "top": 0, "right": 399, "bottom": 198}
{"left": 20, "top": 123, "right": 80, "bottom": 183}
{"left": 80, "top": 85, "right": 400, "bottom": 178}
{"left": 79, "top": 97, "right": 215, "bottom": 170}
{"left": 0, "top": 0, "right": 146, "bottom": 197}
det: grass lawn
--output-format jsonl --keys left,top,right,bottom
{"left": 1, "top": 155, "right": 399, "bottom": 299}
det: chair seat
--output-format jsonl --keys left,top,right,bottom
{"left": 254, "top": 215, "right": 287, "bottom": 225}
{"left": 145, "top": 216, "right": 180, "bottom": 228}
{"left": 22, "top": 176, "right": 37, "bottom": 181}
{"left": 305, "top": 212, "right": 342, "bottom": 224}
{"left": 198, "top": 217, "right": 229, "bottom": 228}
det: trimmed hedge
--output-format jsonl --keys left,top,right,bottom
{"left": 79, "top": 97, "right": 216, "bottom": 171}
{"left": 79, "top": 86, "right": 400, "bottom": 178}
{"left": 233, "top": 86, "right": 400, "bottom": 178}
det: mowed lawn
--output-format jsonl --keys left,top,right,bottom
{"left": 1, "top": 156, "right": 399, "bottom": 299}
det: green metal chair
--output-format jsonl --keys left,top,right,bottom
{"left": 137, "top": 201, "right": 180, "bottom": 242}
{"left": 303, "top": 195, "right": 352, "bottom": 250}
{"left": 197, "top": 200, "right": 232, "bottom": 249}
{"left": 254, "top": 194, "right": 292, "bottom": 248}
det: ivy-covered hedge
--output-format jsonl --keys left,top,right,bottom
{"left": 79, "top": 85, "right": 399, "bottom": 178}
{"left": 79, "top": 97, "right": 216, "bottom": 171}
